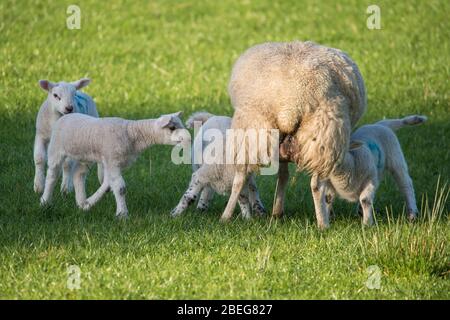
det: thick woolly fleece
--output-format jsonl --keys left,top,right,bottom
{"left": 228, "top": 41, "right": 367, "bottom": 177}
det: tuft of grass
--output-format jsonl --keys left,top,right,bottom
{"left": 359, "top": 180, "right": 449, "bottom": 278}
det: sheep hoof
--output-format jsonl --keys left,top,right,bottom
{"left": 77, "top": 200, "right": 91, "bottom": 211}
{"left": 318, "top": 222, "right": 330, "bottom": 230}
{"left": 116, "top": 212, "right": 128, "bottom": 220}
{"left": 219, "top": 216, "right": 232, "bottom": 223}
{"left": 408, "top": 212, "right": 418, "bottom": 222}
{"left": 253, "top": 204, "right": 267, "bottom": 216}
{"left": 196, "top": 206, "right": 208, "bottom": 213}
{"left": 39, "top": 197, "right": 50, "bottom": 207}
{"left": 34, "top": 183, "right": 44, "bottom": 194}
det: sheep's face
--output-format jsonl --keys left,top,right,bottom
{"left": 156, "top": 112, "right": 190, "bottom": 146}
{"left": 39, "top": 78, "right": 91, "bottom": 115}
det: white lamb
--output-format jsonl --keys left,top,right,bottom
{"left": 280, "top": 115, "right": 427, "bottom": 227}
{"left": 170, "top": 112, "right": 266, "bottom": 218}
{"left": 34, "top": 78, "right": 99, "bottom": 194}
{"left": 40, "top": 112, "right": 186, "bottom": 218}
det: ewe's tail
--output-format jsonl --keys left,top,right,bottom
{"left": 186, "top": 111, "right": 215, "bottom": 129}
{"left": 376, "top": 115, "right": 427, "bottom": 131}
{"left": 293, "top": 98, "right": 351, "bottom": 178}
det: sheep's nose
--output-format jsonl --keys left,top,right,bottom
{"left": 65, "top": 105, "right": 74, "bottom": 113}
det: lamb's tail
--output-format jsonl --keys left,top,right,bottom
{"left": 186, "top": 111, "right": 216, "bottom": 129}
{"left": 376, "top": 115, "right": 427, "bottom": 131}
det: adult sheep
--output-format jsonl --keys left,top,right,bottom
{"left": 222, "top": 41, "right": 367, "bottom": 228}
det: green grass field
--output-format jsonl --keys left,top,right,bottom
{"left": 0, "top": 0, "right": 449, "bottom": 299}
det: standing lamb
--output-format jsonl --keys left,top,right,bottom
{"left": 40, "top": 112, "right": 186, "bottom": 218}
{"left": 280, "top": 115, "right": 427, "bottom": 226}
{"left": 170, "top": 112, "right": 266, "bottom": 218}
{"left": 222, "top": 41, "right": 367, "bottom": 227}
{"left": 34, "top": 78, "right": 100, "bottom": 194}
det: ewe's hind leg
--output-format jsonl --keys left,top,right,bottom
{"left": 272, "top": 162, "right": 288, "bottom": 218}
{"left": 359, "top": 182, "right": 377, "bottom": 226}
{"left": 197, "top": 186, "right": 214, "bottom": 212}
{"left": 33, "top": 136, "right": 47, "bottom": 194}
{"left": 248, "top": 174, "right": 266, "bottom": 216}
{"left": 40, "top": 155, "right": 65, "bottom": 206}
{"left": 171, "top": 173, "right": 205, "bottom": 217}
{"left": 390, "top": 161, "right": 418, "bottom": 221}
{"left": 60, "top": 158, "right": 75, "bottom": 194}
{"left": 221, "top": 166, "right": 248, "bottom": 222}
{"left": 310, "top": 174, "right": 330, "bottom": 229}
{"left": 73, "top": 162, "right": 89, "bottom": 209}
{"left": 109, "top": 168, "right": 128, "bottom": 218}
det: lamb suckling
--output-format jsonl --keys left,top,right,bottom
{"left": 170, "top": 112, "right": 266, "bottom": 218}
{"left": 280, "top": 115, "right": 427, "bottom": 227}
{"left": 40, "top": 112, "right": 186, "bottom": 218}
{"left": 34, "top": 78, "right": 100, "bottom": 194}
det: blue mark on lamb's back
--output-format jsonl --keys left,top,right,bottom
{"left": 74, "top": 92, "right": 89, "bottom": 114}
{"left": 366, "top": 140, "right": 384, "bottom": 170}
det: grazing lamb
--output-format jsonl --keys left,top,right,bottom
{"left": 222, "top": 41, "right": 367, "bottom": 223}
{"left": 280, "top": 115, "right": 427, "bottom": 227}
{"left": 40, "top": 112, "right": 186, "bottom": 218}
{"left": 34, "top": 78, "right": 99, "bottom": 194}
{"left": 170, "top": 112, "right": 266, "bottom": 218}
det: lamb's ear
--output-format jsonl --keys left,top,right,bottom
{"left": 71, "top": 78, "right": 91, "bottom": 90}
{"left": 349, "top": 140, "right": 364, "bottom": 150}
{"left": 173, "top": 111, "right": 183, "bottom": 118}
{"left": 158, "top": 115, "right": 172, "bottom": 128}
{"left": 39, "top": 80, "right": 56, "bottom": 92}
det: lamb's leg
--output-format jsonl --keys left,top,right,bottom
{"left": 359, "top": 182, "right": 376, "bottom": 226}
{"left": 272, "top": 161, "right": 289, "bottom": 217}
{"left": 33, "top": 136, "right": 47, "bottom": 194}
{"left": 325, "top": 187, "right": 336, "bottom": 220}
{"left": 220, "top": 166, "right": 248, "bottom": 222}
{"left": 196, "top": 186, "right": 214, "bottom": 212}
{"left": 83, "top": 168, "right": 110, "bottom": 211}
{"left": 109, "top": 168, "right": 128, "bottom": 218}
{"left": 60, "top": 158, "right": 74, "bottom": 194}
{"left": 238, "top": 186, "right": 252, "bottom": 219}
{"left": 40, "top": 155, "right": 64, "bottom": 206}
{"left": 73, "top": 162, "right": 89, "bottom": 209}
{"left": 310, "top": 174, "right": 330, "bottom": 229}
{"left": 390, "top": 162, "right": 418, "bottom": 221}
{"left": 248, "top": 174, "right": 266, "bottom": 216}
{"left": 171, "top": 173, "right": 205, "bottom": 217}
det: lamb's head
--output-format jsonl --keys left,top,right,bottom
{"left": 155, "top": 112, "right": 189, "bottom": 146}
{"left": 279, "top": 135, "right": 299, "bottom": 162}
{"left": 39, "top": 78, "right": 91, "bottom": 115}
